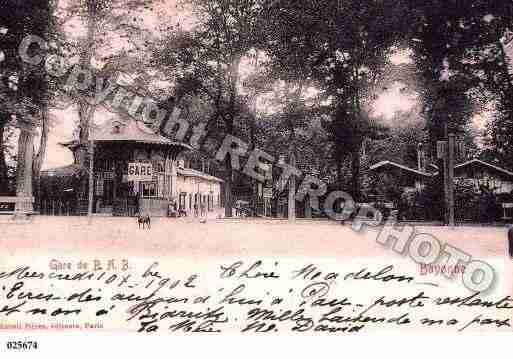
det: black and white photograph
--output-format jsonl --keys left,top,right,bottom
{"left": 1, "top": 0, "right": 513, "bottom": 355}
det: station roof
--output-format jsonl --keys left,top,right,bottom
{"left": 370, "top": 159, "right": 513, "bottom": 179}
{"left": 178, "top": 167, "right": 224, "bottom": 183}
{"left": 60, "top": 118, "right": 192, "bottom": 150}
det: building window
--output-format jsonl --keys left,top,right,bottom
{"left": 154, "top": 161, "right": 165, "bottom": 173}
{"left": 95, "top": 179, "right": 104, "bottom": 196}
{"left": 157, "top": 174, "right": 166, "bottom": 198}
{"left": 179, "top": 192, "right": 187, "bottom": 210}
{"left": 140, "top": 182, "right": 157, "bottom": 198}
{"left": 208, "top": 192, "right": 214, "bottom": 211}
{"left": 97, "top": 159, "right": 114, "bottom": 172}
{"left": 104, "top": 180, "right": 114, "bottom": 205}
{"left": 166, "top": 175, "right": 173, "bottom": 197}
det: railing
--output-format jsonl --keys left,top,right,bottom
{"left": 35, "top": 197, "right": 169, "bottom": 217}
{"left": 0, "top": 196, "right": 36, "bottom": 218}
{"left": 139, "top": 197, "right": 170, "bottom": 217}
{"left": 37, "top": 199, "right": 77, "bottom": 216}
{"left": 113, "top": 197, "right": 139, "bottom": 217}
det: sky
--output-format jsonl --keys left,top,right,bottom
{"left": 372, "top": 48, "right": 418, "bottom": 120}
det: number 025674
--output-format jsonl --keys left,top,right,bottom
{"left": 6, "top": 341, "right": 38, "bottom": 350}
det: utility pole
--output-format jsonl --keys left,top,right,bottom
{"left": 288, "top": 152, "right": 296, "bottom": 222}
{"left": 447, "top": 133, "right": 455, "bottom": 227}
{"left": 438, "top": 132, "right": 456, "bottom": 227}
{"left": 87, "top": 138, "right": 94, "bottom": 223}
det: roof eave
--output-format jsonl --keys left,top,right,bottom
{"left": 369, "top": 161, "right": 432, "bottom": 177}
{"left": 455, "top": 159, "right": 513, "bottom": 177}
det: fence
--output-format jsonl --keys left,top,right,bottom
{"left": 37, "top": 199, "right": 77, "bottom": 216}
{"left": 139, "top": 198, "right": 169, "bottom": 217}
{"left": 0, "top": 196, "right": 36, "bottom": 216}
{"left": 113, "top": 197, "right": 139, "bottom": 217}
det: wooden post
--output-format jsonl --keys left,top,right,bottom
{"left": 447, "top": 134, "right": 455, "bottom": 227}
{"left": 305, "top": 194, "right": 312, "bottom": 218}
{"left": 442, "top": 153, "right": 449, "bottom": 224}
{"left": 171, "top": 157, "right": 178, "bottom": 201}
{"left": 441, "top": 123, "right": 449, "bottom": 226}
{"left": 87, "top": 139, "right": 94, "bottom": 222}
{"left": 288, "top": 152, "right": 296, "bottom": 222}
{"left": 508, "top": 226, "right": 513, "bottom": 259}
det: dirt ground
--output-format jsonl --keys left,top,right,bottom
{"left": 0, "top": 216, "right": 508, "bottom": 259}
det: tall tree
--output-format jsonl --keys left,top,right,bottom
{"left": 481, "top": 11, "right": 513, "bottom": 168}
{"left": 408, "top": 0, "right": 513, "bottom": 218}
{"left": 154, "top": 0, "right": 264, "bottom": 216}
{"left": 0, "top": 0, "right": 53, "bottom": 197}
{"left": 55, "top": 0, "right": 156, "bottom": 199}
{"left": 262, "top": 0, "right": 408, "bottom": 199}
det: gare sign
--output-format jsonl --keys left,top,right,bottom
{"left": 127, "top": 162, "right": 153, "bottom": 181}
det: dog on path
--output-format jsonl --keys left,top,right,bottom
{"left": 137, "top": 214, "right": 151, "bottom": 229}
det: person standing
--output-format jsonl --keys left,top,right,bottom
{"left": 200, "top": 200, "right": 206, "bottom": 217}
{"left": 235, "top": 201, "right": 240, "bottom": 217}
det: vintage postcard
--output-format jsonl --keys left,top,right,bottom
{"left": 1, "top": 0, "right": 513, "bottom": 354}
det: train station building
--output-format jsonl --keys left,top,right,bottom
{"left": 39, "top": 117, "right": 223, "bottom": 217}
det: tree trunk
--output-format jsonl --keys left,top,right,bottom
{"left": 15, "top": 126, "right": 35, "bottom": 213}
{"left": 76, "top": 1, "right": 99, "bottom": 198}
{"left": 497, "top": 40, "right": 513, "bottom": 92}
{"left": 0, "top": 123, "right": 10, "bottom": 195}
{"left": 32, "top": 109, "right": 49, "bottom": 208}
{"left": 350, "top": 147, "right": 361, "bottom": 201}
{"left": 248, "top": 103, "right": 259, "bottom": 217}
{"left": 33, "top": 109, "right": 49, "bottom": 177}
{"left": 77, "top": 103, "right": 96, "bottom": 199}
{"left": 336, "top": 149, "right": 344, "bottom": 190}
{"left": 77, "top": 103, "right": 95, "bottom": 166}
{"left": 223, "top": 55, "right": 241, "bottom": 217}
{"left": 224, "top": 156, "right": 233, "bottom": 217}
{"left": 250, "top": 122, "right": 259, "bottom": 216}
{"left": 0, "top": 125, "right": 9, "bottom": 195}
{"left": 250, "top": 54, "right": 259, "bottom": 216}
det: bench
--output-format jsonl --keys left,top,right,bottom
{"left": 0, "top": 196, "right": 38, "bottom": 217}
